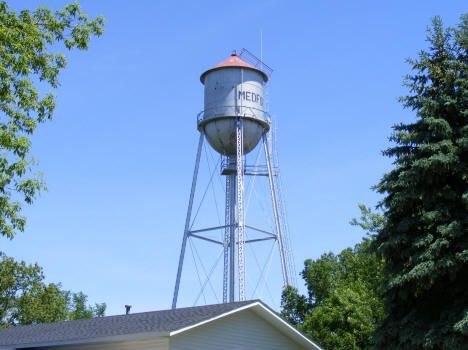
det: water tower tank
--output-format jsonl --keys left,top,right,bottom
{"left": 198, "top": 52, "right": 270, "bottom": 156}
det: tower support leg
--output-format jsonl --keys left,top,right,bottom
{"left": 229, "top": 173, "right": 236, "bottom": 302}
{"left": 223, "top": 165, "right": 236, "bottom": 303}
{"left": 263, "top": 132, "right": 290, "bottom": 287}
{"left": 172, "top": 132, "right": 204, "bottom": 309}
{"left": 236, "top": 119, "right": 246, "bottom": 301}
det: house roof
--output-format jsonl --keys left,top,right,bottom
{"left": 0, "top": 300, "right": 256, "bottom": 347}
{"left": 0, "top": 300, "right": 323, "bottom": 350}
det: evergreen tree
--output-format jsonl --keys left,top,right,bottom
{"left": 374, "top": 14, "right": 468, "bottom": 349}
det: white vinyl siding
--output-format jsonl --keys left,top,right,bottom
{"left": 170, "top": 309, "right": 307, "bottom": 350}
{"left": 39, "top": 337, "right": 169, "bottom": 350}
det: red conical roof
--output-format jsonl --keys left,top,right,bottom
{"left": 212, "top": 52, "right": 256, "bottom": 70}
{"left": 200, "top": 51, "right": 268, "bottom": 84}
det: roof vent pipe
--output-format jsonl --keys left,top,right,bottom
{"left": 125, "top": 305, "right": 131, "bottom": 315}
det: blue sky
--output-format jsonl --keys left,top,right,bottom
{"left": 3, "top": 0, "right": 467, "bottom": 315}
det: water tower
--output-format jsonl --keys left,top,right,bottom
{"left": 172, "top": 50, "right": 294, "bottom": 308}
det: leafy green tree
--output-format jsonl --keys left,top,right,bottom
{"left": 281, "top": 205, "right": 386, "bottom": 350}
{"left": 68, "top": 291, "right": 105, "bottom": 320}
{"left": 0, "top": 1, "right": 104, "bottom": 239}
{"left": 13, "top": 283, "right": 69, "bottom": 325}
{"left": 0, "top": 252, "right": 106, "bottom": 328}
{"left": 373, "top": 14, "right": 468, "bottom": 350}
{"left": 0, "top": 1, "right": 106, "bottom": 328}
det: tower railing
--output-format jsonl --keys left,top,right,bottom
{"left": 238, "top": 48, "right": 274, "bottom": 78}
{"left": 220, "top": 157, "right": 278, "bottom": 176}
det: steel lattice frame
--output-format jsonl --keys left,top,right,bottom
{"left": 172, "top": 121, "right": 293, "bottom": 309}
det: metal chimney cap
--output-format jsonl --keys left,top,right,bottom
{"left": 125, "top": 305, "right": 132, "bottom": 315}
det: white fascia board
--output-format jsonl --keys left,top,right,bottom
{"left": 11, "top": 331, "right": 170, "bottom": 349}
{"left": 169, "top": 302, "right": 260, "bottom": 336}
{"left": 169, "top": 301, "right": 323, "bottom": 350}
{"left": 249, "top": 303, "right": 325, "bottom": 350}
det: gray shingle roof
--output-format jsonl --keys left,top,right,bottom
{"left": 0, "top": 300, "right": 259, "bottom": 347}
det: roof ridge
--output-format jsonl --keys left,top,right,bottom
{"left": 0, "top": 300, "right": 262, "bottom": 346}
{"left": 1, "top": 300, "right": 260, "bottom": 330}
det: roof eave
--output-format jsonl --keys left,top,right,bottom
{"left": 8, "top": 331, "right": 170, "bottom": 349}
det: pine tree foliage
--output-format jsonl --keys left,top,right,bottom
{"left": 374, "top": 14, "right": 468, "bottom": 349}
